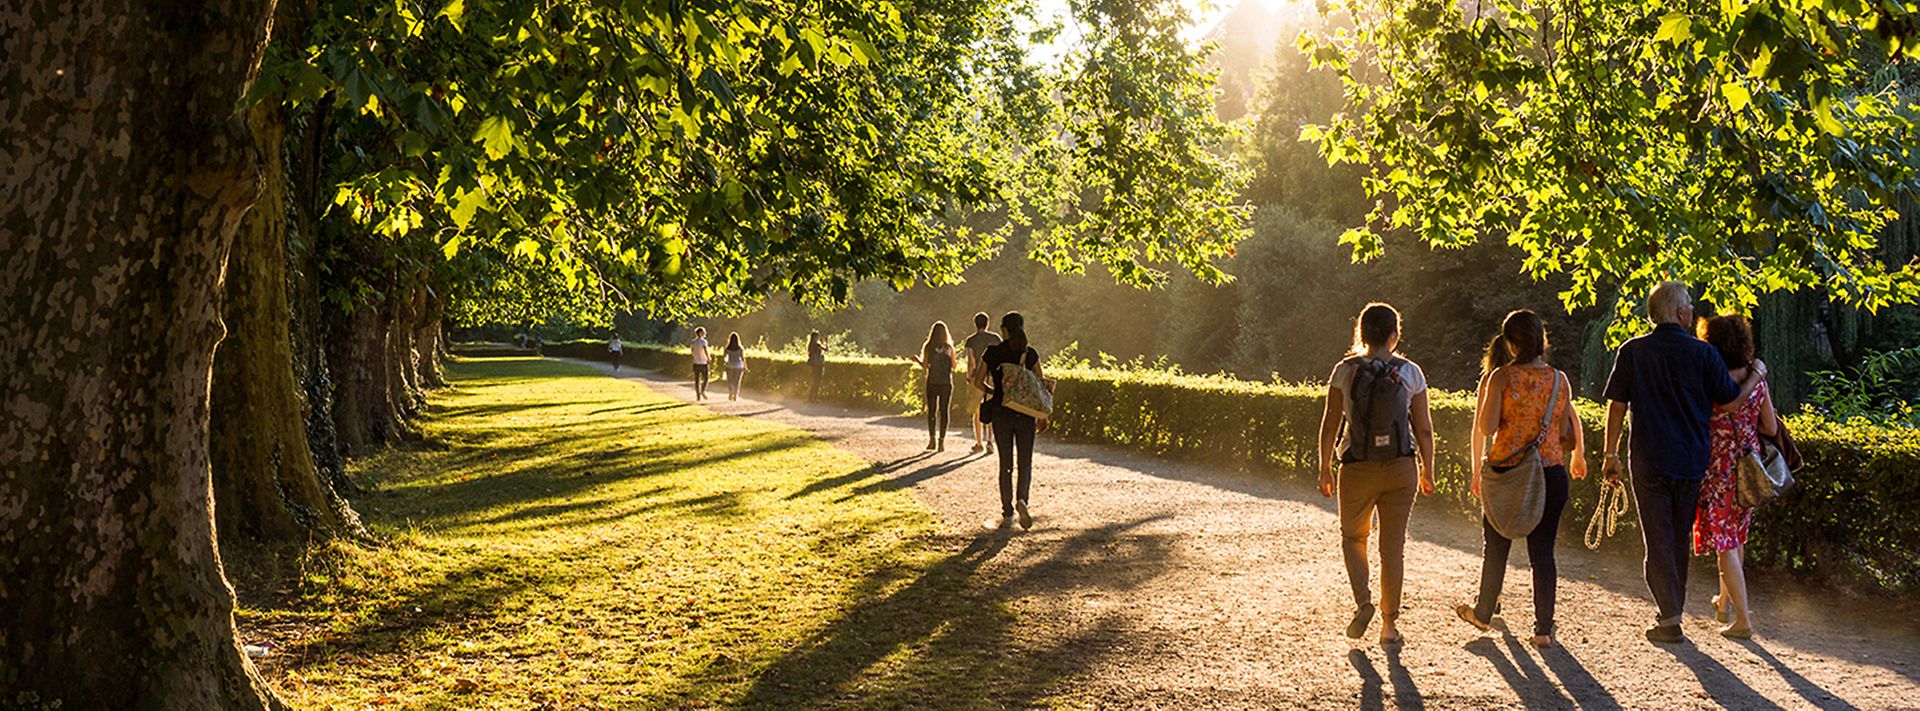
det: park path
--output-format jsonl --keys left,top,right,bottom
{"left": 568, "top": 358, "right": 1920, "bottom": 709}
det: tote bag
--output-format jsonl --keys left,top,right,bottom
{"left": 1481, "top": 371, "right": 1561, "bottom": 540}
{"left": 998, "top": 362, "right": 1055, "bottom": 419}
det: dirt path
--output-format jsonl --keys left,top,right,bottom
{"left": 574, "top": 359, "right": 1920, "bottom": 709}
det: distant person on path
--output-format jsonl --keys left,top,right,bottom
{"left": 689, "top": 327, "right": 712, "bottom": 401}
{"left": 808, "top": 332, "right": 829, "bottom": 403}
{"left": 962, "top": 312, "right": 1002, "bottom": 455}
{"left": 723, "top": 332, "right": 748, "bottom": 401}
{"left": 608, "top": 334, "right": 623, "bottom": 371}
{"left": 1316, "top": 302, "right": 1437, "bottom": 646}
{"left": 972, "top": 311, "right": 1043, "bottom": 531}
{"left": 1696, "top": 314, "right": 1776, "bottom": 640}
{"left": 1601, "top": 282, "right": 1764, "bottom": 644}
{"left": 907, "top": 321, "right": 957, "bottom": 451}
{"left": 1457, "top": 310, "right": 1585, "bottom": 648}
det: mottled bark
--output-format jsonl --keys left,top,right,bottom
{"left": 209, "top": 101, "right": 363, "bottom": 546}
{"left": 415, "top": 288, "right": 448, "bottom": 388}
{"left": 328, "top": 301, "right": 398, "bottom": 454}
{"left": 0, "top": 1, "right": 282, "bottom": 707}
{"left": 284, "top": 109, "right": 355, "bottom": 495}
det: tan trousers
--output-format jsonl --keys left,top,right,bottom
{"left": 1338, "top": 457, "right": 1418, "bottom": 620}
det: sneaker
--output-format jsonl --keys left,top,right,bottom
{"left": 1015, "top": 500, "right": 1033, "bottom": 530}
{"left": 986, "top": 442, "right": 995, "bottom": 454}
{"left": 983, "top": 515, "right": 1013, "bottom": 531}
{"left": 971, "top": 442, "right": 985, "bottom": 454}
{"left": 936, "top": 441, "right": 946, "bottom": 452}
{"left": 925, "top": 440, "right": 938, "bottom": 451}
{"left": 1645, "top": 624, "right": 1686, "bottom": 644}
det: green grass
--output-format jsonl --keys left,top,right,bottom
{"left": 238, "top": 358, "right": 1068, "bottom": 709}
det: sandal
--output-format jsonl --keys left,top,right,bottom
{"left": 1346, "top": 603, "right": 1375, "bottom": 639}
{"left": 1712, "top": 595, "right": 1729, "bottom": 624}
{"left": 1530, "top": 635, "right": 1555, "bottom": 648}
{"left": 1719, "top": 625, "right": 1753, "bottom": 640}
{"left": 1380, "top": 629, "right": 1405, "bottom": 646}
{"left": 1455, "top": 604, "right": 1492, "bottom": 631}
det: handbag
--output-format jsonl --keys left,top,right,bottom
{"left": 1736, "top": 441, "right": 1794, "bottom": 508}
{"left": 1480, "top": 370, "right": 1561, "bottom": 540}
{"left": 998, "top": 362, "right": 1055, "bottom": 419}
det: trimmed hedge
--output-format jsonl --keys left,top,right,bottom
{"left": 547, "top": 340, "right": 1920, "bottom": 594}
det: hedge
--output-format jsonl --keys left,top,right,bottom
{"left": 540, "top": 340, "right": 1920, "bottom": 594}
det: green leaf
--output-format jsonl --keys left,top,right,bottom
{"left": 474, "top": 116, "right": 514, "bottom": 159}
{"left": 1721, "top": 81, "right": 1751, "bottom": 113}
{"left": 1654, "top": 13, "right": 1692, "bottom": 44}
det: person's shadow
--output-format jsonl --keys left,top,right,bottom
{"left": 1736, "top": 639, "right": 1862, "bottom": 711}
{"left": 1349, "top": 646, "right": 1423, "bottom": 710}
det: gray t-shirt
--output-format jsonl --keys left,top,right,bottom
{"left": 963, "top": 330, "right": 1002, "bottom": 362}
{"left": 1328, "top": 356, "right": 1427, "bottom": 460}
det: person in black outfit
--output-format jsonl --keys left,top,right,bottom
{"left": 970, "top": 311, "right": 1045, "bottom": 531}
{"left": 907, "top": 322, "right": 956, "bottom": 451}
{"left": 807, "top": 331, "right": 828, "bottom": 403}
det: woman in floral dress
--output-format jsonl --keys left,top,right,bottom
{"left": 1696, "top": 315, "right": 1778, "bottom": 639}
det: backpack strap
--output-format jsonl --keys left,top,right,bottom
{"left": 1489, "top": 368, "right": 1562, "bottom": 468}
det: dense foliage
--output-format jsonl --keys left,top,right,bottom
{"left": 1305, "top": 0, "right": 1920, "bottom": 331}
{"left": 573, "top": 342, "right": 1920, "bottom": 593}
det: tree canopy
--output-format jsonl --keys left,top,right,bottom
{"left": 1305, "top": 0, "right": 1920, "bottom": 331}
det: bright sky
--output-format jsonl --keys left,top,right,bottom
{"left": 1022, "top": 0, "right": 1300, "bottom": 63}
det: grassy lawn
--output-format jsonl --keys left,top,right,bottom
{"left": 238, "top": 358, "right": 1061, "bottom": 709}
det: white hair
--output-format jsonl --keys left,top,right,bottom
{"left": 1648, "top": 281, "right": 1691, "bottom": 325}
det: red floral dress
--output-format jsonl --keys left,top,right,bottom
{"left": 1694, "top": 380, "right": 1767, "bottom": 554}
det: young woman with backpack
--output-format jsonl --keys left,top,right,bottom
{"left": 907, "top": 321, "right": 957, "bottom": 451}
{"left": 722, "top": 332, "right": 748, "bottom": 401}
{"left": 971, "top": 311, "right": 1045, "bottom": 531}
{"left": 1455, "top": 310, "right": 1586, "bottom": 648}
{"left": 1316, "top": 302, "right": 1437, "bottom": 645}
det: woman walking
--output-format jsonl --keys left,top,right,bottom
{"left": 907, "top": 322, "right": 956, "bottom": 451}
{"left": 1697, "top": 315, "right": 1775, "bottom": 639}
{"left": 1316, "top": 303, "right": 1436, "bottom": 645}
{"left": 723, "top": 332, "right": 748, "bottom": 401}
{"left": 807, "top": 332, "right": 829, "bottom": 402}
{"left": 608, "top": 334, "right": 623, "bottom": 371}
{"left": 972, "top": 311, "right": 1044, "bottom": 531}
{"left": 1456, "top": 310, "right": 1586, "bottom": 648}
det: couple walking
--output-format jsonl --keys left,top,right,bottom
{"left": 685, "top": 327, "right": 749, "bottom": 401}
{"left": 910, "top": 312, "right": 1044, "bottom": 531}
{"left": 1321, "top": 282, "right": 1775, "bottom": 647}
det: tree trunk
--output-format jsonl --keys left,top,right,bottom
{"left": 387, "top": 286, "right": 421, "bottom": 418}
{"left": 329, "top": 301, "right": 398, "bottom": 454}
{"left": 209, "top": 100, "right": 364, "bottom": 546}
{"left": 284, "top": 108, "right": 357, "bottom": 495}
{"left": 0, "top": 1, "right": 283, "bottom": 706}
{"left": 415, "top": 287, "right": 448, "bottom": 388}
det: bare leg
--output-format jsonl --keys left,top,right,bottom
{"left": 1719, "top": 547, "right": 1752, "bottom": 634}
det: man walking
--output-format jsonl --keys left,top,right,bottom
{"left": 1600, "top": 282, "right": 1761, "bottom": 644}
{"left": 608, "top": 334, "right": 623, "bottom": 371}
{"left": 689, "top": 327, "right": 712, "bottom": 401}
{"left": 962, "top": 312, "right": 1002, "bottom": 454}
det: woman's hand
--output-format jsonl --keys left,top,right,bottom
{"left": 1469, "top": 468, "right": 1483, "bottom": 498}
{"left": 1570, "top": 455, "right": 1589, "bottom": 480}
{"left": 1418, "top": 470, "right": 1437, "bottom": 496}
{"left": 1037, "top": 419, "right": 1050, "bottom": 434}
{"left": 1317, "top": 466, "right": 1336, "bottom": 499}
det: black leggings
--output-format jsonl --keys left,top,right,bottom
{"left": 692, "top": 364, "right": 710, "bottom": 398}
{"left": 925, "top": 383, "right": 952, "bottom": 440}
{"left": 1474, "top": 464, "right": 1571, "bottom": 636}
{"left": 991, "top": 409, "right": 1036, "bottom": 516}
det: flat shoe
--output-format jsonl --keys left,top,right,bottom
{"left": 1346, "top": 603, "right": 1375, "bottom": 639}
{"left": 1455, "top": 604, "right": 1491, "bottom": 631}
{"left": 1719, "top": 625, "right": 1754, "bottom": 640}
{"left": 1712, "top": 595, "right": 1729, "bottom": 624}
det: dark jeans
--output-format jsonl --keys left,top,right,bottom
{"left": 925, "top": 383, "right": 952, "bottom": 441}
{"left": 1475, "top": 464, "right": 1571, "bottom": 636}
{"left": 610, "top": 350, "right": 622, "bottom": 370}
{"left": 692, "top": 364, "right": 711, "bottom": 398}
{"left": 810, "top": 363, "right": 825, "bottom": 402}
{"left": 992, "top": 409, "right": 1036, "bottom": 516}
{"left": 1632, "top": 457, "right": 1703, "bottom": 626}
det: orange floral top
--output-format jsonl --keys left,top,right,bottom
{"left": 1489, "top": 365, "right": 1567, "bottom": 468}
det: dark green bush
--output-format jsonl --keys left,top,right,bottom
{"left": 542, "top": 341, "right": 1920, "bottom": 594}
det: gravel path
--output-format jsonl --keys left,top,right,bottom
{"left": 576, "top": 359, "right": 1920, "bottom": 709}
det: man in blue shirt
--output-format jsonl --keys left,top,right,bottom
{"left": 1601, "top": 282, "right": 1763, "bottom": 644}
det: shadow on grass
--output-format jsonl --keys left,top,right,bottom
{"left": 784, "top": 452, "right": 936, "bottom": 501}
{"left": 731, "top": 515, "right": 1176, "bottom": 708}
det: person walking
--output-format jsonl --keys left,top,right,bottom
{"left": 1456, "top": 310, "right": 1586, "bottom": 648}
{"left": 1600, "top": 282, "right": 1764, "bottom": 644}
{"left": 807, "top": 332, "right": 829, "bottom": 403}
{"left": 962, "top": 312, "right": 1002, "bottom": 455}
{"left": 689, "top": 327, "right": 713, "bottom": 401}
{"left": 1315, "top": 302, "right": 1437, "bottom": 646}
{"left": 608, "top": 334, "right": 623, "bottom": 371}
{"left": 907, "top": 322, "right": 957, "bottom": 451}
{"left": 972, "top": 311, "right": 1043, "bottom": 531}
{"left": 1696, "top": 314, "right": 1776, "bottom": 640}
{"left": 722, "top": 332, "right": 748, "bottom": 401}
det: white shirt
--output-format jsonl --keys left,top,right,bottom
{"left": 690, "top": 338, "right": 710, "bottom": 365}
{"left": 608, "top": 338, "right": 622, "bottom": 353}
{"left": 1328, "top": 355, "right": 1427, "bottom": 458}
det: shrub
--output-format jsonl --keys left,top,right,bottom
{"left": 541, "top": 341, "right": 1920, "bottom": 594}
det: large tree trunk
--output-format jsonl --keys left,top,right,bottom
{"left": 412, "top": 284, "right": 448, "bottom": 388}
{"left": 329, "top": 299, "right": 400, "bottom": 454}
{"left": 284, "top": 108, "right": 357, "bottom": 495}
{"left": 209, "top": 100, "right": 364, "bottom": 546}
{"left": 0, "top": 1, "right": 283, "bottom": 706}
